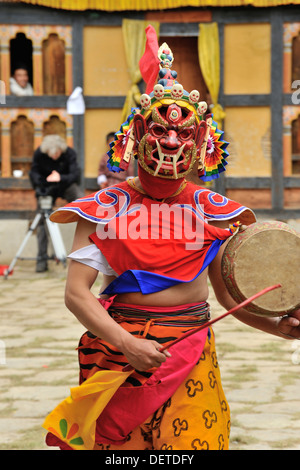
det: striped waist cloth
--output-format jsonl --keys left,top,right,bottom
{"left": 108, "top": 301, "right": 210, "bottom": 327}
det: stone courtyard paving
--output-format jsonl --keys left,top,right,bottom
{"left": 0, "top": 261, "right": 299, "bottom": 450}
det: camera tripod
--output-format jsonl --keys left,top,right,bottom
{"left": 4, "top": 196, "right": 67, "bottom": 279}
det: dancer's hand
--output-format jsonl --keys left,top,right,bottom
{"left": 277, "top": 308, "right": 300, "bottom": 340}
{"left": 122, "top": 336, "right": 171, "bottom": 371}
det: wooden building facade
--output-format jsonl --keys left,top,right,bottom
{"left": 0, "top": 0, "right": 300, "bottom": 218}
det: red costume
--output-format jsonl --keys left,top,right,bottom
{"left": 51, "top": 180, "right": 254, "bottom": 295}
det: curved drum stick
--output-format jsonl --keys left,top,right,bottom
{"left": 123, "top": 284, "right": 281, "bottom": 372}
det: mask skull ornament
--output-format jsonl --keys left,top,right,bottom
{"left": 171, "top": 83, "right": 184, "bottom": 100}
{"left": 140, "top": 93, "right": 151, "bottom": 110}
{"left": 189, "top": 90, "right": 200, "bottom": 104}
{"left": 197, "top": 101, "right": 208, "bottom": 116}
{"left": 133, "top": 103, "right": 207, "bottom": 180}
{"left": 153, "top": 84, "right": 165, "bottom": 100}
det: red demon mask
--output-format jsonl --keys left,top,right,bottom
{"left": 133, "top": 103, "right": 207, "bottom": 181}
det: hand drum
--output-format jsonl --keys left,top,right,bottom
{"left": 221, "top": 221, "right": 300, "bottom": 317}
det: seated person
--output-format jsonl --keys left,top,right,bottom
{"left": 29, "top": 134, "right": 83, "bottom": 272}
{"left": 10, "top": 66, "right": 33, "bottom": 96}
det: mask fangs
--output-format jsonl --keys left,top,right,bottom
{"left": 153, "top": 141, "right": 186, "bottom": 179}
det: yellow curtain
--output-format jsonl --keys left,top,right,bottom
{"left": 13, "top": 0, "right": 300, "bottom": 11}
{"left": 198, "top": 22, "right": 225, "bottom": 129}
{"left": 120, "top": 19, "right": 160, "bottom": 125}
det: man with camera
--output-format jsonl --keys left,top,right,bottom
{"left": 30, "top": 134, "right": 83, "bottom": 272}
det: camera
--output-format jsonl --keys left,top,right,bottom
{"left": 35, "top": 185, "right": 56, "bottom": 211}
{"left": 38, "top": 195, "right": 53, "bottom": 211}
{"left": 35, "top": 186, "right": 52, "bottom": 198}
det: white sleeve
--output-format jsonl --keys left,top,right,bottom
{"left": 68, "top": 244, "right": 117, "bottom": 276}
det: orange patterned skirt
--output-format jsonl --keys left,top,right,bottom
{"left": 77, "top": 301, "right": 231, "bottom": 450}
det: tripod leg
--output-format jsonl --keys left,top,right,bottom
{"left": 4, "top": 213, "right": 42, "bottom": 279}
{"left": 44, "top": 215, "right": 67, "bottom": 266}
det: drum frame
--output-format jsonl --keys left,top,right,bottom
{"left": 221, "top": 221, "right": 300, "bottom": 317}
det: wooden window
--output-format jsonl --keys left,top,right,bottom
{"left": 42, "top": 33, "right": 66, "bottom": 95}
{"left": 10, "top": 32, "right": 33, "bottom": 87}
{"left": 10, "top": 115, "right": 34, "bottom": 176}
{"left": 43, "top": 115, "right": 66, "bottom": 139}
{"left": 292, "top": 33, "right": 300, "bottom": 84}
{"left": 292, "top": 115, "right": 300, "bottom": 175}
